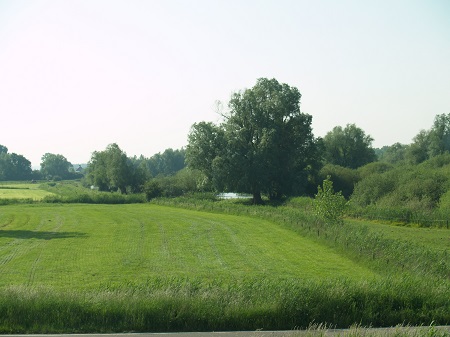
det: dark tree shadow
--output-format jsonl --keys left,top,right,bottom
{"left": 0, "top": 230, "right": 87, "bottom": 240}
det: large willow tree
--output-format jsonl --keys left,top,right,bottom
{"left": 187, "top": 78, "right": 319, "bottom": 203}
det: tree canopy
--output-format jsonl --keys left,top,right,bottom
{"left": 322, "top": 123, "right": 376, "bottom": 169}
{"left": 0, "top": 145, "right": 32, "bottom": 181}
{"left": 406, "top": 113, "right": 450, "bottom": 164}
{"left": 187, "top": 78, "right": 319, "bottom": 203}
{"left": 40, "top": 153, "right": 73, "bottom": 180}
{"left": 145, "top": 148, "right": 186, "bottom": 177}
{"left": 86, "top": 143, "right": 149, "bottom": 193}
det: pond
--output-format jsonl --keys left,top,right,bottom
{"left": 216, "top": 192, "right": 252, "bottom": 199}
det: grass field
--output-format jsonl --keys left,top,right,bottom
{"left": 0, "top": 183, "right": 55, "bottom": 200}
{"left": 0, "top": 201, "right": 448, "bottom": 333}
{"left": 0, "top": 204, "right": 374, "bottom": 289}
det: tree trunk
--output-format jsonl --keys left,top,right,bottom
{"left": 252, "top": 191, "right": 263, "bottom": 204}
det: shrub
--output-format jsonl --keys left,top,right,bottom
{"left": 313, "top": 176, "right": 347, "bottom": 225}
{"left": 358, "top": 161, "right": 393, "bottom": 179}
{"left": 319, "top": 164, "right": 359, "bottom": 198}
{"left": 350, "top": 171, "right": 398, "bottom": 207}
{"left": 144, "top": 180, "right": 162, "bottom": 201}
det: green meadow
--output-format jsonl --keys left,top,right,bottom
{"left": 0, "top": 204, "right": 375, "bottom": 289}
{"left": 0, "top": 183, "right": 55, "bottom": 201}
{"left": 0, "top": 200, "right": 448, "bottom": 333}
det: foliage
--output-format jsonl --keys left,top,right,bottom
{"left": 0, "top": 145, "right": 32, "bottom": 181}
{"left": 377, "top": 142, "right": 408, "bottom": 164}
{"left": 186, "top": 121, "right": 226, "bottom": 188}
{"left": 143, "top": 180, "right": 162, "bottom": 200}
{"left": 143, "top": 168, "right": 206, "bottom": 200}
{"left": 187, "top": 78, "right": 319, "bottom": 203}
{"left": 322, "top": 123, "right": 377, "bottom": 169}
{"left": 86, "top": 143, "right": 148, "bottom": 193}
{"left": 406, "top": 113, "right": 450, "bottom": 164}
{"left": 145, "top": 148, "right": 186, "bottom": 176}
{"left": 40, "top": 153, "right": 74, "bottom": 180}
{"left": 351, "top": 154, "right": 450, "bottom": 211}
{"left": 351, "top": 170, "right": 398, "bottom": 207}
{"left": 313, "top": 176, "right": 347, "bottom": 224}
{"left": 358, "top": 161, "right": 394, "bottom": 179}
{"left": 319, "top": 164, "right": 359, "bottom": 198}
{"left": 349, "top": 154, "right": 450, "bottom": 226}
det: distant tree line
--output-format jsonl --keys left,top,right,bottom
{"left": 83, "top": 144, "right": 189, "bottom": 195}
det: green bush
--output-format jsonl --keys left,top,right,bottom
{"left": 358, "top": 161, "right": 393, "bottom": 179}
{"left": 313, "top": 176, "right": 347, "bottom": 225}
{"left": 143, "top": 180, "right": 162, "bottom": 200}
{"left": 319, "top": 164, "right": 359, "bottom": 198}
{"left": 351, "top": 171, "right": 398, "bottom": 207}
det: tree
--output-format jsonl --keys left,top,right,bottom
{"left": 86, "top": 143, "right": 148, "bottom": 193}
{"left": 87, "top": 144, "right": 129, "bottom": 193}
{"left": 427, "top": 113, "right": 450, "bottom": 157}
{"left": 186, "top": 122, "right": 226, "bottom": 188}
{"left": 186, "top": 78, "right": 318, "bottom": 203}
{"left": 0, "top": 145, "right": 32, "bottom": 181}
{"left": 9, "top": 153, "right": 32, "bottom": 180}
{"left": 406, "top": 130, "right": 430, "bottom": 164}
{"left": 146, "top": 148, "right": 186, "bottom": 177}
{"left": 405, "top": 113, "right": 450, "bottom": 164}
{"left": 40, "top": 153, "right": 72, "bottom": 180}
{"left": 319, "top": 164, "right": 359, "bottom": 199}
{"left": 313, "top": 176, "right": 347, "bottom": 225}
{"left": 323, "top": 124, "right": 376, "bottom": 169}
{"left": 377, "top": 143, "right": 408, "bottom": 164}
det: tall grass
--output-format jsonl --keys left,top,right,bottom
{"left": 40, "top": 181, "right": 146, "bottom": 204}
{"left": 0, "top": 276, "right": 448, "bottom": 333}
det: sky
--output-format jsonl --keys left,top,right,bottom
{"left": 0, "top": 0, "right": 449, "bottom": 168}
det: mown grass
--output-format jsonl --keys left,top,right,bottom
{"left": 153, "top": 196, "right": 450, "bottom": 279}
{"left": 0, "top": 204, "right": 374, "bottom": 289}
{"left": 0, "top": 183, "right": 55, "bottom": 200}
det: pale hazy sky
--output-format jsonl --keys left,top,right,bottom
{"left": 1, "top": 0, "right": 449, "bottom": 167}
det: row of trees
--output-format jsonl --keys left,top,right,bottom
{"left": 0, "top": 147, "right": 82, "bottom": 181}
{"left": 377, "top": 114, "right": 450, "bottom": 165}
{"left": 84, "top": 145, "right": 188, "bottom": 194}
{"left": 0, "top": 142, "right": 186, "bottom": 188}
